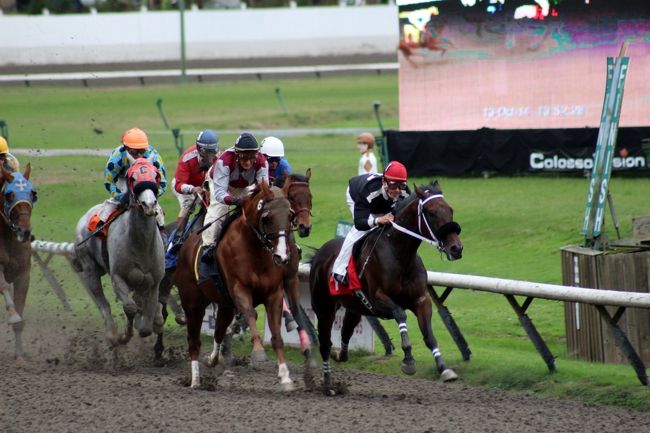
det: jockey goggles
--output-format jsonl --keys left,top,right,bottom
{"left": 386, "top": 180, "right": 407, "bottom": 190}
{"left": 127, "top": 148, "right": 146, "bottom": 158}
{"left": 237, "top": 151, "right": 258, "bottom": 162}
{"left": 266, "top": 156, "right": 281, "bottom": 164}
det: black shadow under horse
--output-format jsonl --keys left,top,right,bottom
{"left": 309, "top": 180, "right": 463, "bottom": 391}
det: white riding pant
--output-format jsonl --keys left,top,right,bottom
{"left": 201, "top": 182, "right": 248, "bottom": 247}
{"left": 332, "top": 187, "right": 376, "bottom": 277}
{"left": 99, "top": 178, "right": 165, "bottom": 227}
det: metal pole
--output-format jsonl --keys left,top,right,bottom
{"left": 179, "top": 0, "right": 187, "bottom": 84}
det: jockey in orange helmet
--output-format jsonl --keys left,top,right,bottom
{"left": 331, "top": 161, "right": 409, "bottom": 286}
{"left": 98, "top": 128, "right": 167, "bottom": 228}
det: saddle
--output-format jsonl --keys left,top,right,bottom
{"left": 194, "top": 208, "right": 242, "bottom": 305}
{"left": 328, "top": 230, "right": 375, "bottom": 297}
{"left": 87, "top": 208, "right": 122, "bottom": 239}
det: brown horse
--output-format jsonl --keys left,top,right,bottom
{"left": 0, "top": 163, "right": 36, "bottom": 360}
{"left": 176, "top": 180, "right": 295, "bottom": 390}
{"left": 275, "top": 170, "right": 316, "bottom": 364}
{"left": 309, "top": 180, "right": 463, "bottom": 392}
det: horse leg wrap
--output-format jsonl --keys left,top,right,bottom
{"left": 3, "top": 289, "right": 22, "bottom": 324}
{"left": 191, "top": 360, "right": 200, "bottom": 388}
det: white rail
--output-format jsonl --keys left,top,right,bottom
{"left": 0, "top": 63, "right": 398, "bottom": 84}
{"left": 298, "top": 263, "right": 650, "bottom": 309}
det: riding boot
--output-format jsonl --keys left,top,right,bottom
{"left": 168, "top": 217, "right": 186, "bottom": 254}
{"left": 200, "top": 244, "right": 215, "bottom": 264}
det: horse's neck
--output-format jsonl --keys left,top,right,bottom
{"left": 124, "top": 207, "right": 158, "bottom": 245}
{"left": 389, "top": 207, "right": 423, "bottom": 259}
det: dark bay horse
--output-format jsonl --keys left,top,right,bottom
{"left": 175, "top": 180, "right": 295, "bottom": 390}
{"left": 73, "top": 159, "right": 165, "bottom": 346}
{"left": 274, "top": 170, "right": 316, "bottom": 365}
{"left": 309, "top": 180, "right": 463, "bottom": 391}
{"left": 0, "top": 164, "right": 36, "bottom": 360}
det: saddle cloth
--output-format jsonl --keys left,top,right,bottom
{"left": 87, "top": 209, "right": 121, "bottom": 239}
{"left": 329, "top": 256, "right": 362, "bottom": 297}
{"left": 193, "top": 245, "right": 232, "bottom": 305}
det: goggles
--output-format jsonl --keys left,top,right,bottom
{"left": 127, "top": 148, "right": 146, "bottom": 158}
{"left": 238, "top": 151, "right": 258, "bottom": 162}
{"left": 266, "top": 156, "right": 281, "bottom": 164}
{"left": 386, "top": 180, "right": 407, "bottom": 190}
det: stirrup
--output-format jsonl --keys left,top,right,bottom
{"left": 332, "top": 273, "right": 348, "bottom": 286}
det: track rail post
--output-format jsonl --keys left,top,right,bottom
{"left": 428, "top": 285, "right": 471, "bottom": 361}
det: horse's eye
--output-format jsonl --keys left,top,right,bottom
{"left": 5, "top": 192, "right": 14, "bottom": 202}
{"left": 261, "top": 210, "right": 271, "bottom": 222}
{"left": 31, "top": 191, "right": 38, "bottom": 202}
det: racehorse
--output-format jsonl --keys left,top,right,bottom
{"left": 72, "top": 159, "right": 165, "bottom": 347}
{"left": 270, "top": 170, "right": 319, "bottom": 366}
{"left": 309, "top": 180, "right": 463, "bottom": 391}
{"left": 175, "top": 180, "right": 295, "bottom": 390}
{"left": 0, "top": 164, "right": 36, "bottom": 360}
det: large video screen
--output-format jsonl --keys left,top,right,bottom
{"left": 398, "top": 0, "right": 650, "bottom": 131}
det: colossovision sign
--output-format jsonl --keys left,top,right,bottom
{"left": 529, "top": 153, "right": 647, "bottom": 172}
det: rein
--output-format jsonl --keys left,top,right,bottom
{"left": 389, "top": 193, "right": 460, "bottom": 252}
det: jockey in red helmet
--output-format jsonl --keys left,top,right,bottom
{"left": 332, "top": 161, "right": 409, "bottom": 286}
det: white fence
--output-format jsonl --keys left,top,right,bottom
{"left": 30, "top": 241, "right": 650, "bottom": 384}
{"left": 0, "top": 6, "right": 398, "bottom": 67}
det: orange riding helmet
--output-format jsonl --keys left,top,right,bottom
{"left": 121, "top": 128, "right": 149, "bottom": 150}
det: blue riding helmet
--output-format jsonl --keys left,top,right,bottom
{"left": 196, "top": 129, "right": 219, "bottom": 152}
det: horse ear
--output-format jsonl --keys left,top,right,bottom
{"left": 282, "top": 175, "right": 291, "bottom": 195}
{"left": 260, "top": 179, "right": 271, "bottom": 195}
{"left": 23, "top": 163, "right": 32, "bottom": 180}
{"left": 414, "top": 183, "right": 424, "bottom": 197}
{"left": 305, "top": 168, "right": 311, "bottom": 182}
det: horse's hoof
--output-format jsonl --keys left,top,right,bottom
{"left": 400, "top": 360, "right": 417, "bottom": 375}
{"left": 440, "top": 368, "right": 459, "bottom": 382}
{"left": 7, "top": 312, "right": 22, "bottom": 325}
{"left": 175, "top": 314, "right": 187, "bottom": 326}
{"left": 206, "top": 354, "right": 218, "bottom": 368}
{"left": 331, "top": 349, "right": 348, "bottom": 363}
{"left": 250, "top": 349, "right": 267, "bottom": 363}
{"left": 190, "top": 381, "right": 200, "bottom": 389}
{"left": 305, "top": 355, "right": 318, "bottom": 370}
{"left": 281, "top": 380, "right": 296, "bottom": 392}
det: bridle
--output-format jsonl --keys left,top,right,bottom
{"left": 244, "top": 196, "right": 290, "bottom": 253}
{"left": 1, "top": 178, "right": 34, "bottom": 236}
{"left": 287, "top": 181, "right": 312, "bottom": 227}
{"left": 390, "top": 193, "right": 461, "bottom": 252}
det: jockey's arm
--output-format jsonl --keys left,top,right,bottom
{"left": 212, "top": 161, "right": 232, "bottom": 204}
{"left": 104, "top": 150, "right": 124, "bottom": 199}
{"left": 256, "top": 159, "right": 270, "bottom": 185}
{"left": 352, "top": 198, "right": 375, "bottom": 231}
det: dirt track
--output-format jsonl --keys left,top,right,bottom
{"left": 3, "top": 320, "right": 650, "bottom": 433}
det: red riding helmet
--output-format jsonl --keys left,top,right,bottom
{"left": 383, "top": 161, "right": 408, "bottom": 182}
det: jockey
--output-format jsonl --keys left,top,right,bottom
{"left": 0, "top": 136, "right": 20, "bottom": 173}
{"left": 200, "top": 132, "right": 269, "bottom": 262}
{"left": 171, "top": 129, "right": 219, "bottom": 234}
{"left": 99, "top": 127, "right": 167, "bottom": 229}
{"left": 261, "top": 136, "right": 292, "bottom": 183}
{"left": 331, "top": 161, "right": 410, "bottom": 286}
{"left": 356, "top": 132, "right": 378, "bottom": 175}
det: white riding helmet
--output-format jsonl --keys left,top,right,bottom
{"left": 261, "top": 136, "right": 285, "bottom": 157}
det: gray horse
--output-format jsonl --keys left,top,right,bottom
{"left": 72, "top": 161, "right": 164, "bottom": 346}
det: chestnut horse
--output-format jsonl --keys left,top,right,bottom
{"left": 309, "top": 180, "right": 463, "bottom": 391}
{"left": 176, "top": 180, "right": 295, "bottom": 390}
{"left": 0, "top": 164, "right": 36, "bottom": 360}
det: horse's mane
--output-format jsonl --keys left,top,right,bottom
{"left": 273, "top": 173, "right": 308, "bottom": 188}
{"left": 393, "top": 180, "right": 442, "bottom": 215}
